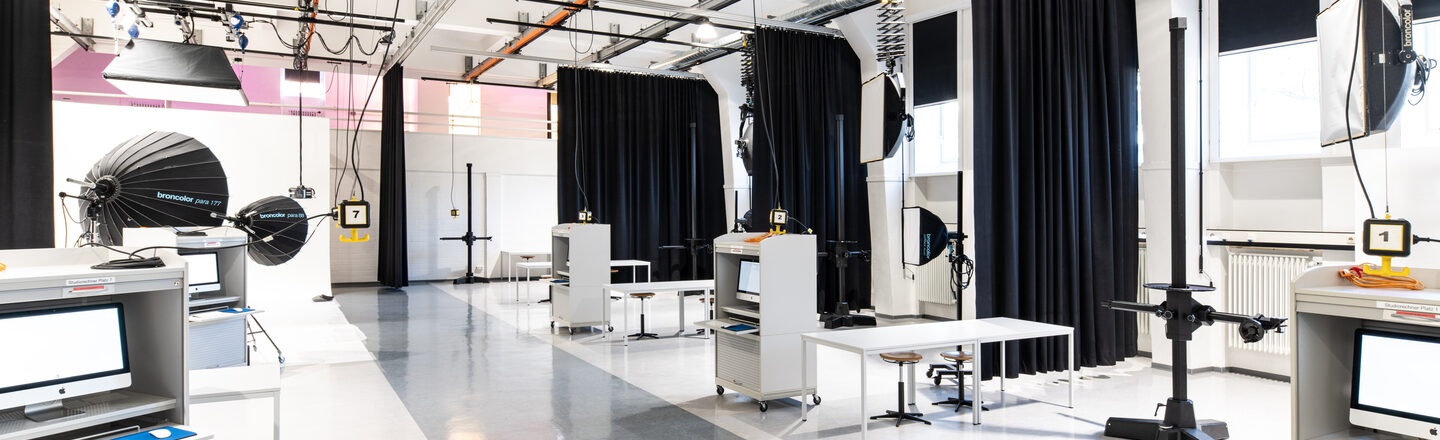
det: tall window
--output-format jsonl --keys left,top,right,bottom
{"left": 910, "top": 12, "right": 960, "bottom": 176}
{"left": 1216, "top": 41, "right": 1321, "bottom": 159}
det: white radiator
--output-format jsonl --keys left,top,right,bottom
{"left": 916, "top": 258, "right": 955, "bottom": 305}
{"left": 1224, "top": 252, "right": 1311, "bottom": 356}
{"left": 1137, "top": 246, "right": 1150, "bottom": 338}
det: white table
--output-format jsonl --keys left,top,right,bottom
{"left": 799, "top": 317, "right": 1074, "bottom": 438}
{"left": 515, "top": 261, "right": 551, "bottom": 302}
{"left": 503, "top": 250, "right": 551, "bottom": 282}
{"left": 190, "top": 365, "right": 282, "bottom": 439}
{"left": 610, "top": 259, "right": 652, "bottom": 283}
{"left": 602, "top": 280, "right": 715, "bottom": 346}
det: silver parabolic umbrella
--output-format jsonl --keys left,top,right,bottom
{"left": 79, "top": 132, "right": 229, "bottom": 245}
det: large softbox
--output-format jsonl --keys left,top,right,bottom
{"left": 80, "top": 132, "right": 229, "bottom": 245}
{"left": 233, "top": 196, "right": 310, "bottom": 266}
{"left": 1319, "top": 0, "right": 1416, "bottom": 145}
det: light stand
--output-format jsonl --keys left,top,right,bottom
{"left": 658, "top": 123, "right": 714, "bottom": 333}
{"left": 818, "top": 114, "right": 875, "bottom": 329}
{"left": 441, "top": 163, "right": 492, "bottom": 284}
{"left": 1101, "top": 19, "right": 1285, "bottom": 440}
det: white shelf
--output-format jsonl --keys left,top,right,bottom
{"left": 0, "top": 390, "right": 176, "bottom": 439}
{"left": 698, "top": 319, "right": 761, "bottom": 336}
{"left": 722, "top": 305, "right": 760, "bottom": 320}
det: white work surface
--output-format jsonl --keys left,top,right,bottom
{"left": 502, "top": 250, "right": 551, "bottom": 282}
{"left": 609, "top": 260, "right": 652, "bottom": 283}
{"left": 514, "top": 261, "right": 552, "bottom": 302}
{"left": 799, "top": 317, "right": 1074, "bottom": 438}
{"left": 602, "top": 280, "right": 715, "bottom": 346}
{"left": 189, "top": 365, "right": 281, "bottom": 439}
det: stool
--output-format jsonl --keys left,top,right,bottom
{"left": 870, "top": 352, "right": 931, "bottom": 427}
{"left": 628, "top": 293, "right": 658, "bottom": 340}
{"left": 931, "top": 350, "right": 987, "bottom": 411}
{"left": 696, "top": 297, "right": 715, "bottom": 334}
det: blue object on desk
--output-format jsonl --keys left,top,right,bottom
{"left": 114, "top": 427, "right": 197, "bottom": 440}
{"left": 220, "top": 307, "right": 253, "bottom": 313}
{"left": 722, "top": 324, "right": 755, "bottom": 332}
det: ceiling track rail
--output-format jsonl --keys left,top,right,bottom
{"left": 52, "top": 31, "right": 373, "bottom": 65}
{"left": 484, "top": 17, "right": 738, "bottom": 52}
{"left": 463, "top": 0, "right": 590, "bottom": 81}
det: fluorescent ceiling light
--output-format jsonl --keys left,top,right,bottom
{"left": 103, "top": 39, "right": 249, "bottom": 106}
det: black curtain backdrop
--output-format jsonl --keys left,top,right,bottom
{"left": 378, "top": 66, "right": 408, "bottom": 288}
{"left": 0, "top": 0, "right": 54, "bottom": 249}
{"left": 556, "top": 67, "right": 726, "bottom": 281}
{"left": 750, "top": 28, "right": 870, "bottom": 312}
{"left": 973, "top": 0, "right": 1141, "bottom": 379}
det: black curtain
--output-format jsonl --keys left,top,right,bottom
{"left": 750, "top": 28, "right": 870, "bottom": 313}
{"left": 556, "top": 67, "right": 726, "bottom": 281}
{"left": 972, "top": 0, "right": 1141, "bottom": 379}
{"left": 0, "top": 0, "right": 54, "bottom": 249}
{"left": 377, "top": 66, "right": 408, "bottom": 288}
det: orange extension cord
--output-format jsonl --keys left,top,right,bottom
{"left": 1338, "top": 266, "right": 1425, "bottom": 290}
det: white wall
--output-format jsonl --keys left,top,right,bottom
{"left": 328, "top": 130, "right": 557, "bottom": 283}
{"left": 51, "top": 101, "right": 334, "bottom": 302}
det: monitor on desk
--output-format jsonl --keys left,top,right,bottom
{"left": 180, "top": 252, "right": 221, "bottom": 294}
{"left": 738, "top": 260, "right": 761, "bottom": 295}
{"left": 0, "top": 303, "right": 131, "bottom": 421}
{"left": 1350, "top": 328, "right": 1440, "bottom": 437}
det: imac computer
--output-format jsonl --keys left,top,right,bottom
{"left": 0, "top": 303, "right": 131, "bottom": 422}
{"left": 1350, "top": 328, "right": 1440, "bottom": 437}
{"left": 180, "top": 252, "right": 221, "bottom": 294}
{"left": 737, "top": 260, "right": 761, "bottom": 303}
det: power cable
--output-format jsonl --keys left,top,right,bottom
{"left": 1343, "top": 5, "right": 1378, "bottom": 219}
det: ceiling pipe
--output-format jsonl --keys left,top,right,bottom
{"left": 651, "top": 0, "right": 877, "bottom": 71}
{"left": 485, "top": 17, "right": 738, "bottom": 52}
{"left": 521, "top": 0, "right": 748, "bottom": 32}
{"left": 435, "top": 45, "right": 705, "bottom": 80}
{"left": 463, "top": 0, "right": 589, "bottom": 81}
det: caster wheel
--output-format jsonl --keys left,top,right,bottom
{"left": 550, "top": 321, "right": 555, "bottom": 328}
{"left": 569, "top": 328, "right": 575, "bottom": 335}
{"left": 934, "top": 377, "right": 942, "bottom": 387}
{"left": 926, "top": 369, "right": 934, "bottom": 379}
{"left": 812, "top": 395, "right": 821, "bottom": 406}
{"left": 609, "top": 326, "right": 615, "bottom": 332}
{"left": 716, "top": 385, "right": 725, "bottom": 396}
{"left": 758, "top": 401, "right": 768, "bottom": 412}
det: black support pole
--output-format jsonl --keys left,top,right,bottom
{"left": 443, "top": 163, "right": 492, "bottom": 284}
{"left": 1168, "top": 16, "right": 1190, "bottom": 407}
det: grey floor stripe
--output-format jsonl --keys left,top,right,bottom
{"left": 336, "top": 283, "right": 743, "bottom": 440}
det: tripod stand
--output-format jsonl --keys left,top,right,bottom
{"left": 1101, "top": 19, "right": 1285, "bottom": 440}
{"left": 441, "top": 163, "right": 492, "bottom": 284}
{"left": 816, "top": 114, "right": 875, "bottom": 329}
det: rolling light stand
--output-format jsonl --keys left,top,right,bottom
{"left": 1100, "top": 19, "right": 1285, "bottom": 440}
{"left": 818, "top": 115, "right": 876, "bottom": 329}
{"left": 441, "top": 163, "right": 492, "bottom": 284}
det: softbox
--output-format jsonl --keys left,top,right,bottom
{"left": 902, "top": 206, "right": 950, "bottom": 266}
{"left": 1319, "top": 0, "right": 1415, "bottom": 145}
{"left": 861, "top": 73, "right": 907, "bottom": 163}
{"left": 80, "top": 132, "right": 230, "bottom": 245}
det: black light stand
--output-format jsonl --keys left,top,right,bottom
{"left": 1101, "top": 19, "right": 1285, "bottom": 440}
{"left": 930, "top": 170, "right": 985, "bottom": 410}
{"left": 441, "top": 163, "right": 492, "bottom": 284}
{"left": 659, "top": 123, "right": 714, "bottom": 334}
{"left": 819, "top": 114, "right": 876, "bottom": 329}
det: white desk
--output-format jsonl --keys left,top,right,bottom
{"left": 799, "top": 317, "right": 1074, "bottom": 438}
{"left": 610, "top": 260, "right": 651, "bottom": 283}
{"left": 602, "top": 280, "right": 715, "bottom": 346}
{"left": 503, "top": 250, "right": 551, "bottom": 282}
{"left": 515, "top": 261, "right": 551, "bottom": 302}
{"left": 189, "top": 365, "right": 281, "bottom": 439}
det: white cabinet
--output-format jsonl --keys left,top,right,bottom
{"left": 550, "top": 224, "right": 610, "bottom": 332}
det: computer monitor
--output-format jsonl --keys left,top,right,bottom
{"left": 738, "top": 260, "right": 761, "bottom": 295}
{"left": 1350, "top": 328, "right": 1440, "bottom": 437}
{"left": 180, "top": 252, "right": 221, "bottom": 294}
{"left": 0, "top": 303, "right": 131, "bottom": 421}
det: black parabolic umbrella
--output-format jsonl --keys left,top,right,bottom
{"left": 80, "top": 132, "right": 229, "bottom": 245}
{"left": 233, "top": 196, "right": 310, "bottom": 266}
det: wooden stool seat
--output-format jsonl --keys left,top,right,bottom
{"left": 940, "top": 351, "right": 973, "bottom": 362}
{"left": 698, "top": 297, "right": 715, "bottom": 303}
{"left": 880, "top": 352, "right": 923, "bottom": 364}
{"left": 630, "top": 292, "right": 656, "bottom": 298}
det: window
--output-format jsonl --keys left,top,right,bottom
{"left": 1399, "top": 19, "right": 1440, "bottom": 149}
{"left": 912, "top": 101, "right": 961, "bottom": 175}
{"left": 910, "top": 12, "right": 961, "bottom": 176}
{"left": 1217, "top": 41, "right": 1321, "bottom": 159}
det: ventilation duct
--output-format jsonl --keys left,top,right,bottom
{"left": 102, "top": 39, "right": 249, "bottom": 106}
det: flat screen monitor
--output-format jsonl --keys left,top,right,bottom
{"left": 181, "top": 252, "right": 221, "bottom": 294}
{"left": 0, "top": 303, "right": 131, "bottom": 420}
{"left": 738, "top": 260, "right": 761, "bottom": 295}
{"left": 1350, "top": 328, "right": 1440, "bottom": 437}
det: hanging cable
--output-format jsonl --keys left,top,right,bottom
{"left": 1343, "top": 6, "right": 1378, "bottom": 219}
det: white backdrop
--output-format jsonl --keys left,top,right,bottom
{"left": 51, "top": 101, "right": 334, "bottom": 302}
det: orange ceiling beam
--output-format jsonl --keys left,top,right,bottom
{"left": 463, "top": 0, "right": 589, "bottom": 81}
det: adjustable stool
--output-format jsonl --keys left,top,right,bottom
{"left": 931, "top": 350, "right": 987, "bottom": 411}
{"left": 870, "top": 351, "right": 931, "bottom": 427}
{"left": 696, "top": 296, "right": 715, "bottom": 335}
{"left": 628, "top": 293, "right": 658, "bottom": 340}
